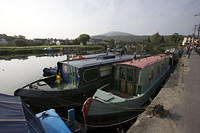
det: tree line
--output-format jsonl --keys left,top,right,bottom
{"left": 0, "top": 34, "right": 90, "bottom": 46}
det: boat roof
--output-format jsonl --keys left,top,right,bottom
{"left": 0, "top": 93, "right": 45, "bottom": 133}
{"left": 59, "top": 54, "right": 134, "bottom": 68}
{"left": 0, "top": 93, "right": 28, "bottom": 133}
{"left": 117, "top": 54, "right": 169, "bottom": 69}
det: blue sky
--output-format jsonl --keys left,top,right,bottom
{"left": 0, "top": 0, "right": 200, "bottom": 39}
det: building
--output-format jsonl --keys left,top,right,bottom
{"left": 87, "top": 38, "right": 109, "bottom": 45}
{"left": 0, "top": 39, "right": 8, "bottom": 45}
{"left": 182, "top": 36, "right": 194, "bottom": 46}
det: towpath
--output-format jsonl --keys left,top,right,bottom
{"left": 127, "top": 51, "right": 200, "bottom": 133}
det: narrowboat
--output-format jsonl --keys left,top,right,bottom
{"left": 42, "top": 53, "right": 109, "bottom": 76}
{"left": 14, "top": 54, "right": 135, "bottom": 108}
{"left": 0, "top": 93, "right": 82, "bottom": 133}
{"left": 165, "top": 48, "right": 182, "bottom": 67}
{"left": 0, "top": 93, "right": 45, "bottom": 133}
{"left": 82, "top": 54, "right": 170, "bottom": 128}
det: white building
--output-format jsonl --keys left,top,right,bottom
{"left": 56, "top": 40, "right": 61, "bottom": 45}
{"left": 182, "top": 36, "right": 194, "bottom": 46}
{"left": 0, "top": 39, "right": 8, "bottom": 45}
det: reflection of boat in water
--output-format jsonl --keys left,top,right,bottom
{"left": 14, "top": 54, "right": 134, "bottom": 108}
{"left": 43, "top": 47, "right": 54, "bottom": 51}
{"left": 82, "top": 54, "right": 170, "bottom": 128}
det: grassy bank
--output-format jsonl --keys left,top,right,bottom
{"left": 0, "top": 45, "right": 104, "bottom": 55}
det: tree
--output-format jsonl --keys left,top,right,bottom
{"left": 150, "top": 32, "right": 162, "bottom": 44}
{"left": 18, "top": 35, "right": 25, "bottom": 39}
{"left": 136, "top": 44, "right": 143, "bottom": 53}
{"left": 14, "top": 39, "right": 27, "bottom": 46}
{"left": 147, "top": 37, "right": 151, "bottom": 42}
{"left": 167, "top": 33, "right": 183, "bottom": 44}
{"left": 160, "top": 36, "right": 165, "bottom": 43}
{"left": 77, "top": 34, "right": 90, "bottom": 45}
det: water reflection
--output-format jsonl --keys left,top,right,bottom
{"left": 0, "top": 55, "right": 68, "bottom": 95}
{"left": 0, "top": 52, "right": 66, "bottom": 61}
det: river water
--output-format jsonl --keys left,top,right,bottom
{"left": 0, "top": 55, "right": 68, "bottom": 95}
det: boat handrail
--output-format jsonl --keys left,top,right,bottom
{"left": 98, "top": 83, "right": 111, "bottom": 90}
{"left": 22, "top": 75, "right": 56, "bottom": 89}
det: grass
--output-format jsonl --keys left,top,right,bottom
{"left": 0, "top": 45, "right": 104, "bottom": 56}
{"left": 0, "top": 45, "right": 103, "bottom": 49}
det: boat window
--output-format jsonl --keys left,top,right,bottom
{"left": 157, "top": 65, "right": 160, "bottom": 73}
{"left": 148, "top": 69, "right": 154, "bottom": 80}
{"left": 134, "top": 68, "right": 137, "bottom": 83}
{"left": 71, "top": 67, "right": 73, "bottom": 75}
{"left": 83, "top": 67, "right": 99, "bottom": 82}
{"left": 99, "top": 65, "right": 112, "bottom": 77}
{"left": 161, "top": 62, "right": 165, "bottom": 70}
{"left": 63, "top": 64, "right": 68, "bottom": 73}
{"left": 127, "top": 68, "right": 133, "bottom": 81}
{"left": 120, "top": 67, "right": 126, "bottom": 80}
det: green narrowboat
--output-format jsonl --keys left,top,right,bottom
{"left": 82, "top": 54, "right": 170, "bottom": 128}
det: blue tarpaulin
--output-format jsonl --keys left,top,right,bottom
{"left": 36, "top": 109, "right": 72, "bottom": 133}
{"left": 0, "top": 93, "right": 45, "bottom": 133}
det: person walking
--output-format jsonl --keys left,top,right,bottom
{"left": 188, "top": 46, "right": 192, "bottom": 58}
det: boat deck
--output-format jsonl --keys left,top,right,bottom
{"left": 104, "top": 88, "right": 132, "bottom": 98}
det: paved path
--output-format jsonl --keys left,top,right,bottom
{"left": 182, "top": 52, "right": 200, "bottom": 133}
{"left": 127, "top": 52, "right": 200, "bottom": 133}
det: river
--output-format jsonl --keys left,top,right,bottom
{"left": 0, "top": 55, "right": 68, "bottom": 95}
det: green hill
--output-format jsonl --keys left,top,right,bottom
{"left": 92, "top": 31, "right": 150, "bottom": 42}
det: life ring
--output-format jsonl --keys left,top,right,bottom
{"left": 82, "top": 97, "right": 93, "bottom": 118}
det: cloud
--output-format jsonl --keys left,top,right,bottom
{"left": 0, "top": 0, "right": 199, "bottom": 38}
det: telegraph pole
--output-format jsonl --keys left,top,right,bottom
{"left": 194, "top": 25, "right": 198, "bottom": 37}
{"left": 198, "top": 24, "right": 200, "bottom": 38}
{"left": 194, "top": 12, "right": 200, "bottom": 38}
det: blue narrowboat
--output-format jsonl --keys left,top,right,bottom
{"left": 14, "top": 54, "right": 135, "bottom": 108}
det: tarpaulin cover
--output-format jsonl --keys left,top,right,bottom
{"left": 0, "top": 93, "right": 45, "bottom": 133}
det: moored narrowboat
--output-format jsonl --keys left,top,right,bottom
{"left": 14, "top": 54, "right": 135, "bottom": 108}
{"left": 0, "top": 93, "right": 82, "bottom": 133}
{"left": 81, "top": 54, "right": 170, "bottom": 128}
{"left": 0, "top": 93, "right": 45, "bottom": 133}
{"left": 42, "top": 53, "right": 110, "bottom": 77}
{"left": 165, "top": 48, "right": 182, "bottom": 67}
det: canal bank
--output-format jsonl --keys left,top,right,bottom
{"left": 127, "top": 52, "right": 200, "bottom": 133}
{"left": 0, "top": 45, "right": 104, "bottom": 57}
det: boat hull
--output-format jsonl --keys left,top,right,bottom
{"left": 14, "top": 75, "right": 111, "bottom": 108}
{"left": 15, "top": 86, "right": 97, "bottom": 108}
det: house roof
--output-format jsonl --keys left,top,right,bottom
{"left": 117, "top": 54, "right": 169, "bottom": 69}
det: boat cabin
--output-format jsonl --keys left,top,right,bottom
{"left": 56, "top": 54, "right": 133, "bottom": 89}
{"left": 99, "top": 54, "right": 170, "bottom": 99}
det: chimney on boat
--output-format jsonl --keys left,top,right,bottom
{"left": 134, "top": 54, "right": 137, "bottom": 60}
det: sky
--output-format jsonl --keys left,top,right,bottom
{"left": 0, "top": 0, "right": 200, "bottom": 39}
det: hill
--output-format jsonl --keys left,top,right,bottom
{"left": 92, "top": 31, "right": 149, "bottom": 42}
{"left": 102, "top": 31, "right": 134, "bottom": 36}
